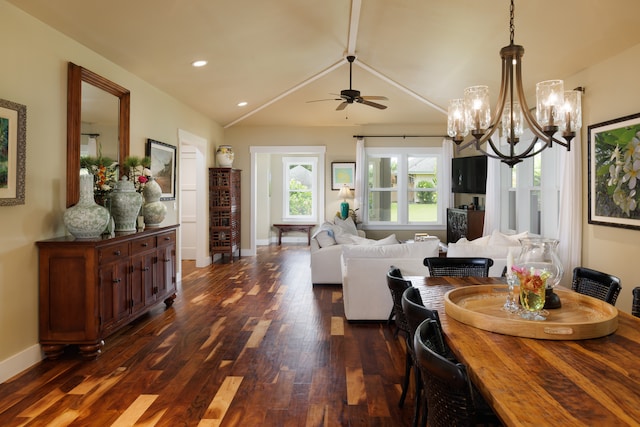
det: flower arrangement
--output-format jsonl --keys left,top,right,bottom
{"left": 122, "top": 156, "right": 152, "bottom": 193}
{"left": 511, "top": 265, "right": 549, "bottom": 311}
{"left": 80, "top": 155, "right": 118, "bottom": 202}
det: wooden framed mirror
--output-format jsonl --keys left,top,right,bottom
{"left": 66, "top": 62, "right": 130, "bottom": 207}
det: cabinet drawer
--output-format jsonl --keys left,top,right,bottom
{"left": 157, "top": 231, "right": 176, "bottom": 247}
{"left": 98, "top": 242, "right": 130, "bottom": 264}
{"left": 132, "top": 236, "right": 157, "bottom": 251}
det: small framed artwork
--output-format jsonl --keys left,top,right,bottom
{"left": 146, "top": 139, "right": 177, "bottom": 200}
{"left": 588, "top": 112, "right": 640, "bottom": 229}
{"left": 0, "top": 98, "right": 26, "bottom": 206}
{"left": 332, "top": 162, "right": 355, "bottom": 190}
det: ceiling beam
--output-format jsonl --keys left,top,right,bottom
{"left": 346, "top": 0, "right": 361, "bottom": 55}
{"left": 224, "top": 59, "right": 345, "bottom": 128}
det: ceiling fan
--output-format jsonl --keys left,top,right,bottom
{"left": 308, "top": 55, "right": 388, "bottom": 110}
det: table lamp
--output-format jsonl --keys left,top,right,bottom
{"left": 338, "top": 184, "right": 352, "bottom": 220}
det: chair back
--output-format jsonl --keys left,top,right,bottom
{"left": 632, "top": 287, "right": 640, "bottom": 318}
{"left": 386, "top": 266, "right": 412, "bottom": 335}
{"left": 571, "top": 267, "right": 622, "bottom": 305}
{"left": 423, "top": 257, "right": 494, "bottom": 277}
{"left": 414, "top": 319, "right": 476, "bottom": 427}
{"left": 402, "top": 287, "right": 441, "bottom": 346}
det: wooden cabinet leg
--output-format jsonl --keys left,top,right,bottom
{"left": 42, "top": 344, "right": 65, "bottom": 360}
{"left": 79, "top": 341, "right": 104, "bottom": 360}
{"left": 164, "top": 293, "right": 177, "bottom": 307}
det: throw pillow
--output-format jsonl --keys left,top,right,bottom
{"left": 488, "top": 229, "right": 529, "bottom": 246}
{"left": 314, "top": 230, "right": 336, "bottom": 248}
{"left": 333, "top": 215, "right": 358, "bottom": 236}
{"left": 373, "top": 234, "right": 399, "bottom": 245}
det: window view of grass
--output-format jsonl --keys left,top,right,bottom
{"left": 386, "top": 202, "right": 438, "bottom": 222}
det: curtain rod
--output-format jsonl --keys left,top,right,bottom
{"left": 353, "top": 134, "right": 449, "bottom": 139}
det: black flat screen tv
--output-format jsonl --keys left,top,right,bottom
{"left": 451, "top": 155, "right": 487, "bottom": 194}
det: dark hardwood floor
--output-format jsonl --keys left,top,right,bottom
{"left": 0, "top": 245, "right": 415, "bottom": 426}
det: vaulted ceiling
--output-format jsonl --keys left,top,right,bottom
{"left": 9, "top": 0, "right": 640, "bottom": 129}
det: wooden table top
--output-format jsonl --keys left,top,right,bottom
{"left": 408, "top": 275, "right": 640, "bottom": 427}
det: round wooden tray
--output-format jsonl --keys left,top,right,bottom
{"left": 444, "top": 285, "right": 618, "bottom": 340}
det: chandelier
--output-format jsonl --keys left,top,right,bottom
{"left": 447, "top": 0, "right": 582, "bottom": 167}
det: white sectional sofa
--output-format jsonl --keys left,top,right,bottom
{"left": 310, "top": 229, "right": 366, "bottom": 284}
{"left": 341, "top": 238, "right": 440, "bottom": 321}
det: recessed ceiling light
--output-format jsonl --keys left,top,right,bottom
{"left": 192, "top": 60, "right": 207, "bottom": 67}
{"left": 237, "top": 101, "right": 248, "bottom": 107}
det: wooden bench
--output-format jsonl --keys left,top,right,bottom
{"left": 272, "top": 223, "right": 316, "bottom": 245}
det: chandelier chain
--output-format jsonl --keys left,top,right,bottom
{"left": 509, "top": 0, "right": 515, "bottom": 45}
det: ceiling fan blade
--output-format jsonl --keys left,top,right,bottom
{"left": 336, "top": 102, "right": 348, "bottom": 111}
{"left": 358, "top": 99, "right": 387, "bottom": 109}
{"left": 361, "top": 96, "right": 388, "bottom": 101}
{"left": 306, "top": 98, "right": 342, "bottom": 103}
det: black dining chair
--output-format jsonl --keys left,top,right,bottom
{"left": 571, "top": 267, "right": 622, "bottom": 306}
{"left": 402, "top": 286, "right": 448, "bottom": 427}
{"left": 414, "top": 319, "right": 501, "bottom": 427}
{"left": 632, "top": 287, "right": 640, "bottom": 318}
{"left": 386, "top": 266, "right": 412, "bottom": 407}
{"left": 423, "top": 257, "right": 494, "bottom": 278}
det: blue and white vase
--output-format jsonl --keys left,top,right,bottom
{"left": 142, "top": 177, "right": 167, "bottom": 227}
{"left": 63, "top": 169, "right": 111, "bottom": 239}
{"left": 110, "top": 176, "right": 143, "bottom": 232}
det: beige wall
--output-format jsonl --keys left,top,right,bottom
{"left": 224, "top": 125, "right": 448, "bottom": 244}
{"left": 0, "top": 1, "right": 221, "bottom": 380}
{"left": 572, "top": 43, "right": 640, "bottom": 314}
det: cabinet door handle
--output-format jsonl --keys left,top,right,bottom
{"left": 114, "top": 250, "right": 121, "bottom": 256}
{"left": 143, "top": 267, "right": 150, "bottom": 271}
{"left": 113, "top": 278, "right": 121, "bottom": 284}
{"left": 164, "top": 237, "right": 171, "bottom": 241}
{"left": 141, "top": 243, "right": 148, "bottom": 247}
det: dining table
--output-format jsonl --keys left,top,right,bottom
{"left": 408, "top": 275, "right": 640, "bottom": 427}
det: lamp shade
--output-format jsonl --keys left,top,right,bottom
{"left": 338, "top": 185, "right": 352, "bottom": 200}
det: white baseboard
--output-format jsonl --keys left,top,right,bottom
{"left": 0, "top": 344, "right": 43, "bottom": 384}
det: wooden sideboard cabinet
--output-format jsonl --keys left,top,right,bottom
{"left": 36, "top": 225, "right": 178, "bottom": 360}
{"left": 446, "top": 208, "right": 485, "bottom": 243}
{"left": 209, "top": 168, "right": 241, "bottom": 261}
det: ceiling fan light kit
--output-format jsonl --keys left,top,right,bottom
{"left": 447, "top": 0, "right": 583, "bottom": 167}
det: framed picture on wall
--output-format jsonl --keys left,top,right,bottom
{"left": 0, "top": 98, "right": 26, "bottom": 206}
{"left": 146, "top": 139, "right": 177, "bottom": 200}
{"left": 332, "top": 162, "right": 355, "bottom": 190}
{"left": 588, "top": 112, "right": 640, "bottom": 230}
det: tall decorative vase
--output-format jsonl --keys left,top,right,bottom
{"left": 63, "top": 169, "right": 111, "bottom": 239}
{"left": 110, "top": 177, "right": 143, "bottom": 232}
{"left": 216, "top": 145, "right": 234, "bottom": 167}
{"left": 142, "top": 177, "right": 167, "bottom": 227}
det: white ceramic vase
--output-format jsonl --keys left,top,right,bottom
{"left": 63, "top": 169, "right": 111, "bottom": 239}
{"left": 110, "top": 177, "right": 143, "bottom": 232}
{"left": 216, "top": 145, "right": 234, "bottom": 167}
{"left": 142, "top": 177, "right": 167, "bottom": 227}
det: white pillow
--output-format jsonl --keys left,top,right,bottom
{"left": 488, "top": 229, "right": 529, "bottom": 246}
{"left": 458, "top": 235, "right": 491, "bottom": 245}
{"left": 314, "top": 230, "right": 337, "bottom": 248}
{"left": 333, "top": 216, "right": 358, "bottom": 236}
{"left": 373, "top": 234, "right": 399, "bottom": 245}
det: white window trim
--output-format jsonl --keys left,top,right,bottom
{"left": 282, "top": 156, "right": 318, "bottom": 221}
{"left": 363, "top": 147, "right": 447, "bottom": 229}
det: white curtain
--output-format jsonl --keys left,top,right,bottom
{"left": 442, "top": 138, "right": 454, "bottom": 210}
{"left": 557, "top": 134, "right": 582, "bottom": 283}
{"left": 355, "top": 137, "right": 365, "bottom": 223}
{"left": 483, "top": 143, "right": 501, "bottom": 235}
